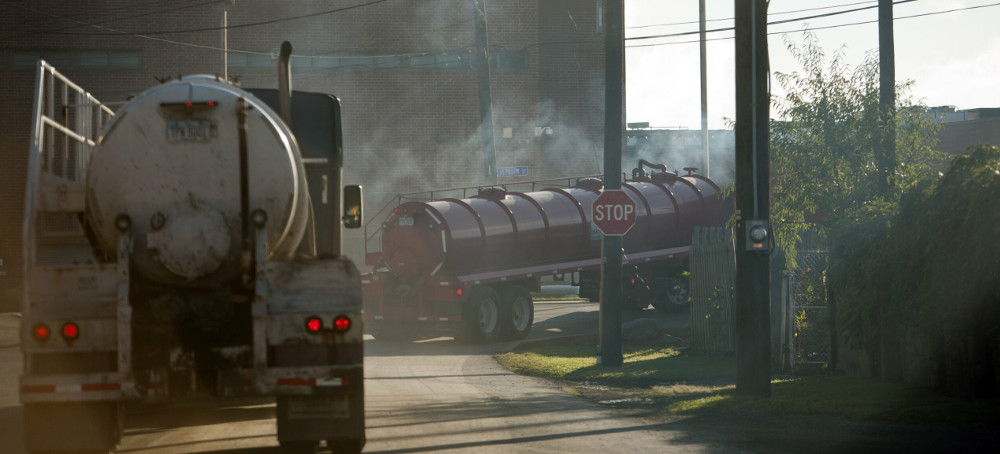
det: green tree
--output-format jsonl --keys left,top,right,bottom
{"left": 768, "top": 31, "right": 945, "bottom": 262}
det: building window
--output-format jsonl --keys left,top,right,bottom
{"left": 109, "top": 51, "right": 140, "bottom": 68}
{"left": 12, "top": 50, "right": 138, "bottom": 69}
{"left": 227, "top": 50, "right": 473, "bottom": 72}
{"left": 79, "top": 51, "right": 109, "bottom": 68}
{"left": 490, "top": 51, "right": 528, "bottom": 72}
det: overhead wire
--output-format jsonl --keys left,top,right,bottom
{"left": 626, "top": 0, "right": 1000, "bottom": 48}
{"left": 627, "top": 0, "right": 918, "bottom": 42}
{"left": 0, "top": 0, "right": 202, "bottom": 29}
{"left": 1, "top": 0, "right": 221, "bottom": 40}
{"left": 626, "top": 0, "right": 878, "bottom": 29}
{"left": 635, "top": 1, "right": 1000, "bottom": 48}
{"left": 3, "top": 0, "right": 994, "bottom": 80}
{"left": 41, "top": 0, "right": 397, "bottom": 36}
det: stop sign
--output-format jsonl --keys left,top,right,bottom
{"left": 592, "top": 190, "right": 636, "bottom": 236}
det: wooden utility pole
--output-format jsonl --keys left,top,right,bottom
{"left": 699, "top": 0, "right": 709, "bottom": 178}
{"left": 877, "top": 0, "right": 900, "bottom": 382}
{"left": 473, "top": 0, "right": 497, "bottom": 183}
{"left": 734, "top": 0, "right": 771, "bottom": 398}
{"left": 878, "top": 0, "right": 896, "bottom": 194}
{"left": 599, "top": 0, "right": 625, "bottom": 367}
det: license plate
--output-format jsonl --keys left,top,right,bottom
{"left": 398, "top": 215, "right": 414, "bottom": 226}
{"left": 167, "top": 120, "right": 216, "bottom": 143}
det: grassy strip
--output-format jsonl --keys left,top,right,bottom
{"left": 496, "top": 335, "right": 735, "bottom": 386}
{"left": 662, "top": 375, "right": 1000, "bottom": 425}
{"left": 496, "top": 336, "right": 1000, "bottom": 426}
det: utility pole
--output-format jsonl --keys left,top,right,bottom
{"left": 734, "top": 0, "right": 771, "bottom": 398}
{"left": 878, "top": 0, "right": 896, "bottom": 194}
{"left": 878, "top": 0, "right": 900, "bottom": 382}
{"left": 699, "top": 0, "right": 709, "bottom": 178}
{"left": 473, "top": 0, "right": 498, "bottom": 184}
{"left": 599, "top": 0, "right": 625, "bottom": 367}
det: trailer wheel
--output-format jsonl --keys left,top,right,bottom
{"left": 499, "top": 285, "right": 534, "bottom": 340}
{"left": 458, "top": 286, "right": 501, "bottom": 343}
{"left": 651, "top": 276, "right": 689, "bottom": 312}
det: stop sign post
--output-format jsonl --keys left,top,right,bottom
{"left": 592, "top": 190, "right": 636, "bottom": 236}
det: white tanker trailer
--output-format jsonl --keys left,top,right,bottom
{"left": 20, "top": 43, "right": 366, "bottom": 453}
{"left": 86, "top": 75, "right": 310, "bottom": 285}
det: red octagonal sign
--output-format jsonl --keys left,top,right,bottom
{"left": 592, "top": 190, "right": 636, "bottom": 236}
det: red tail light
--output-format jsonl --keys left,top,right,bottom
{"left": 630, "top": 278, "right": 636, "bottom": 285}
{"left": 333, "top": 316, "right": 351, "bottom": 332}
{"left": 32, "top": 323, "right": 51, "bottom": 342}
{"left": 61, "top": 322, "right": 80, "bottom": 341}
{"left": 455, "top": 288, "right": 463, "bottom": 296}
{"left": 305, "top": 316, "right": 322, "bottom": 333}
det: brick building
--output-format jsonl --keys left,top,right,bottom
{"left": 0, "top": 0, "right": 606, "bottom": 309}
{"left": 928, "top": 106, "right": 1000, "bottom": 155}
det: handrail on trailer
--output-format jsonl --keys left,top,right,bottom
{"left": 23, "top": 60, "right": 116, "bottom": 304}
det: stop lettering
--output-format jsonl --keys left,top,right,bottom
{"left": 594, "top": 204, "right": 634, "bottom": 221}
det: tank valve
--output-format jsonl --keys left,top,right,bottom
{"left": 114, "top": 214, "right": 132, "bottom": 232}
{"left": 150, "top": 212, "right": 166, "bottom": 231}
{"left": 251, "top": 209, "right": 268, "bottom": 228}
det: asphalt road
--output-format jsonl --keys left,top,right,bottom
{"left": 1, "top": 299, "right": 746, "bottom": 454}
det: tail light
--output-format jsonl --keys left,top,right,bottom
{"left": 455, "top": 288, "right": 463, "bottom": 296}
{"left": 305, "top": 316, "right": 322, "bottom": 333}
{"left": 32, "top": 323, "right": 51, "bottom": 342}
{"left": 333, "top": 316, "right": 351, "bottom": 332}
{"left": 61, "top": 322, "right": 80, "bottom": 341}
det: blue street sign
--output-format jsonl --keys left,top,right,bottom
{"left": 497, "top": 166, "right": 528, "bottom": 177}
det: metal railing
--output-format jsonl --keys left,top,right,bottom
{"left": 23, "top": 60, "right": 115, "bottom": 269}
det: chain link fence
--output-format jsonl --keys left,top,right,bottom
{"left": 782, "top": 250, "right": 830, "bottom": 370}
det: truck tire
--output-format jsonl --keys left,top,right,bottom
{"left": 650, "top": 276, "right": 689, "bottom": 312}
{"left": 499, "top": 285, "right": 534, "bottom": 340}
{"left": 458, "top": 286, "right": 501, "bottom": 343}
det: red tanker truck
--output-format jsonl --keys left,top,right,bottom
{"left": 362, "top": 161, "right": 728, "bottom": 342}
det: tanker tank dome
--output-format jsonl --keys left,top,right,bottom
{"left": 87, "top": 76, "right": 309, "bottom": 286}
{"left": 575, "top": 177, "right": 604, "bottom": 192}
{"left": 476, "top": 187, "right": 508, "bottom": 201}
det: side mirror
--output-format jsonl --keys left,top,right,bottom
{"left": 343, "top": 185, "right": 363, "bottom": 229}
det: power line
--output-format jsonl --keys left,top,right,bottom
{"left": 626, "top": 0, "right": 878, "bottom": 30}
{"left": 0, "top": 0, "right": 202, "bottom": 31}
{"left": 627, "top": 0, "right": 917, "bottom": 42}
{"left": 43, "top": 0, "right": 396, "bottom": 36}
{"left": 2, "top": 0, "right": 221, "bottom": 40}
{"left": 626, "top": 1, "right": 1000, "bottom": 49}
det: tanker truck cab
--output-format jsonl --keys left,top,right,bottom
{"left": 20, "top": 43, "right": 366, "bottom": 454}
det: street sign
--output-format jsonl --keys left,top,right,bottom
{"left": 497, "top": 166, "right": 528, "bottom": 177}
{"left": 591, "top": 190, "right": 636, "bottom": 236}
